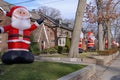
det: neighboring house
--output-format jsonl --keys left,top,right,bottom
{"left": 0, "top": 1, "right": 11, "bottom": 52}
{"left": 32, "top": 11, "right": 72, "bottom": 50}
{"left": 0, "top": 0, "right": 73, "bottom": 51}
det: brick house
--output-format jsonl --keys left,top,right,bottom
{"left": 32, "top": 11, "right": 72, "bottom": 50}
{"left": 0, "top": 0, "right": 73, "bottom": 51}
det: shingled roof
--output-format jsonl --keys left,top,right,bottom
{"left": 39, "top": 13, "right": 73, "bottom": 31}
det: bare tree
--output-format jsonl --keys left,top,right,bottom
{"left": 96, "top": 0, "right": 104, "bottom": 50}
{"left": 84, "top": 1, "right": 104, "bottom": 50}
{"left": 102, "top": 0, "right": 120, "bottom": 49}
{"left": 69, "top": 0, "right": 86, "bottom": 57}
{"left": 111, "top": 18, "right": 120, "bottom": 41}
{"left": 85, "top": 0, "right": 120, "bottom": 50}
{"left": 38, "top": 6, "right": 61, "bottom": 19}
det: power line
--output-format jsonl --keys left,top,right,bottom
{"left": 4, "top": 0, "right": 36, "bottom": 6}
{"left": 11, "top": 0, "right": 36, "bottom": 5}
{"left": 4, "top": 0, "right": 64, "bottom": 6}
{"left": 39, "top": 0, "right": 64, "bottom": 5}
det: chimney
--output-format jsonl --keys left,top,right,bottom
{"left": 32, "top": 9, "right": 36, "bottom": 13}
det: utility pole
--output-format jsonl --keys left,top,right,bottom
{"left": 69, "top": 0, "right": 86, "bottom": 57}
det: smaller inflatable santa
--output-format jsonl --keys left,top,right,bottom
{"left": 0, "top": 6, "right": 44, "bottom": 64}
{"left": 78, "top": 31, "right": 84, "bottom": 53}
{"left": 112, "top": 40, "right": 119, "bottom": 48}
{"left": 87, "top": 31, "right": 96, "bottom": 50}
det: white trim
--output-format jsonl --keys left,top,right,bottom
{"left": 0, "top": 7, "right": 6, "bottom": 15}
{"left": 43, "top": 24, "right": 49, "bottom": 47}
{"left": 8, "top": 49, "right": 29, "bottom": 51}
{"left": 37, "top": 25, "right": 43, "bottom": 42}
{"left": 79, "top": 42, "right": 82, "bottom": 44}
{"left": 7, "top": 40, "right": 30, "bottom": 44}
{"left": 34, "top": 21, "right": 40, "bottom": 27}
{"left": 88, "top": 43, "right": 94, "bottom": 44}
{"left": 0, "top": 27, "right": 4, "bottom": 33}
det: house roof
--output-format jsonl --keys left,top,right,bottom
{"left": 0, "top": 0, "right": 14, "bottom": 11}
{"left": 39, "top": 13, "right": 73, "bottom": 31}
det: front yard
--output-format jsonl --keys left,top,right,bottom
{"left": 0, "top": 61, "right": 85, "bottom": 80}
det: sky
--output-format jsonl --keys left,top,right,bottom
{"left": 4, "top": 0, "right": 80, "bottom": 19}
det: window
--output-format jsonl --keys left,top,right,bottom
{"left": 59, "top": 39, "right": 61, "bottom": 44}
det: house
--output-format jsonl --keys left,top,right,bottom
{"left": 31, "top": 11, "right": 72, "bottom": 50}
{"left": 0, "top": 0, "right": 11, "bottom": 52}
{"left": 0, "top": 0, "right": 73, "bottom": 51}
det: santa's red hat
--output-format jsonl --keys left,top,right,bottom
{"left": 6, "top": 6, "right": 26, "bottom": 17}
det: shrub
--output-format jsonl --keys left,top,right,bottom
{"left": 58, "top": 46, "right": 68, "bottom": 54}
{"left": 65, "top": 36, "right": 71, "bottom": 52}
{"left": 98, "top": 49, "right": 118, "bottom": 55}
{"left": 41, "top": 47, "right": 57, "bottom": 54}
{"left": 57, "top": 46, "right": 63, "bottom": 54}
{"left": 29, "top": 42, "right": 41, "bottom": 55}
{"left": 29, "top": 34, "right": 41, "bottom": 55}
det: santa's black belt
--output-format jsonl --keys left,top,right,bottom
{"left": 8, "top": 34, "right": 30, "bottom": 39}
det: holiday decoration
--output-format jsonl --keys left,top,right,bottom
{"left": 78, "top": 31, "right": 84, "bottom": 53}
{"left": 87, "top": 31, "right": 96, "bottom": 50}
{"left": 0, "top": 6, "right": 44, "bottom": 64}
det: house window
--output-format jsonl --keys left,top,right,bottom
{"left": 58, "top": 38, "right": 66, "bottom": 46}
{"left": 66, "top": 32, "right": 69, "bottom": 35}
{"left": 59, "top": 39, "right": 61, "bottom": 44}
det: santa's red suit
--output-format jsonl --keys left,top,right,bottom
{"left": 1, "top": 24, "right": 38, "bottom": 51}
{"left": 87, "top": 31, "right": 95, "bottom": 49}
{"left": 105, "top": 39, "right": 108, "bottom": 49}
{"left": 78, "top": 38, "right": 83, "bottom": 49}
{"left": 87, "top": 37, "right": 94, "bottom": 48}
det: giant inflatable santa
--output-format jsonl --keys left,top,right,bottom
{"left": 0, "top": 6, "right": 44, "bottom": 64}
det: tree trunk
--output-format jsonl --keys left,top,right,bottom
{"left": 98, "top": 23, "right": 104, "bottom": 50}
{"left": 96, "top": 0, "right": 104, "bottom": 50}
{"left": 107, "top": 20, "right": 111, "bottom": 49}
{"left": 69, "top": 0, "right": 86, "bottom": 57}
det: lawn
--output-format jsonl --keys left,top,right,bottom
{"left": 0, "top": 61, "right": 86, "bottom": 80}
{"left": 39, "top": 52, "right": 98, "bottom": 58}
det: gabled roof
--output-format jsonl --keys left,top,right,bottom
{"left": 0, "top": 0, "right": 14, "bottom": 11}
{"left": 39, "top": 13, "right": 73, "bottom": 31}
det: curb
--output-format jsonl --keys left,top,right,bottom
{"left": 57, "top": 64, "right": 96, "bottom": 80}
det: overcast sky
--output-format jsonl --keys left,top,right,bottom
{"left": 4, "top": 0, "right": 92, "bottom": 19}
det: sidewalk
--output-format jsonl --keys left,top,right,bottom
{"left": 96, "top": 54, "right": 120, "bottom": 80}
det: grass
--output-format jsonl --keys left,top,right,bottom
{"left": 39, "top": 52, "right": 98, "bottom": 58}
{"left": 0, "top": 61, "right": 86, "bottom": 80}
{"left": 39, "top": 53, "right": 68, "bottom": 57}
{"left": 79, "top": 52, "right": 98, "bottom": 58}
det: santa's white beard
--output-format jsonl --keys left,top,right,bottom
{"left": 11, "top": 16, "right": 31, "bottom": 30}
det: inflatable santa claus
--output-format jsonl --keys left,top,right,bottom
{"left": 0, "top": 6, "right": 44, "bottom": 64}
{"left": 87, "top": 31, "right": 96, "bottom": 50}
{"left": 78, "top": 31, "right": 84, "bottom": 53}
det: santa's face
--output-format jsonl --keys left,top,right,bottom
{"left": 11, "top": 8, "right": 31, "bottom": 30}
